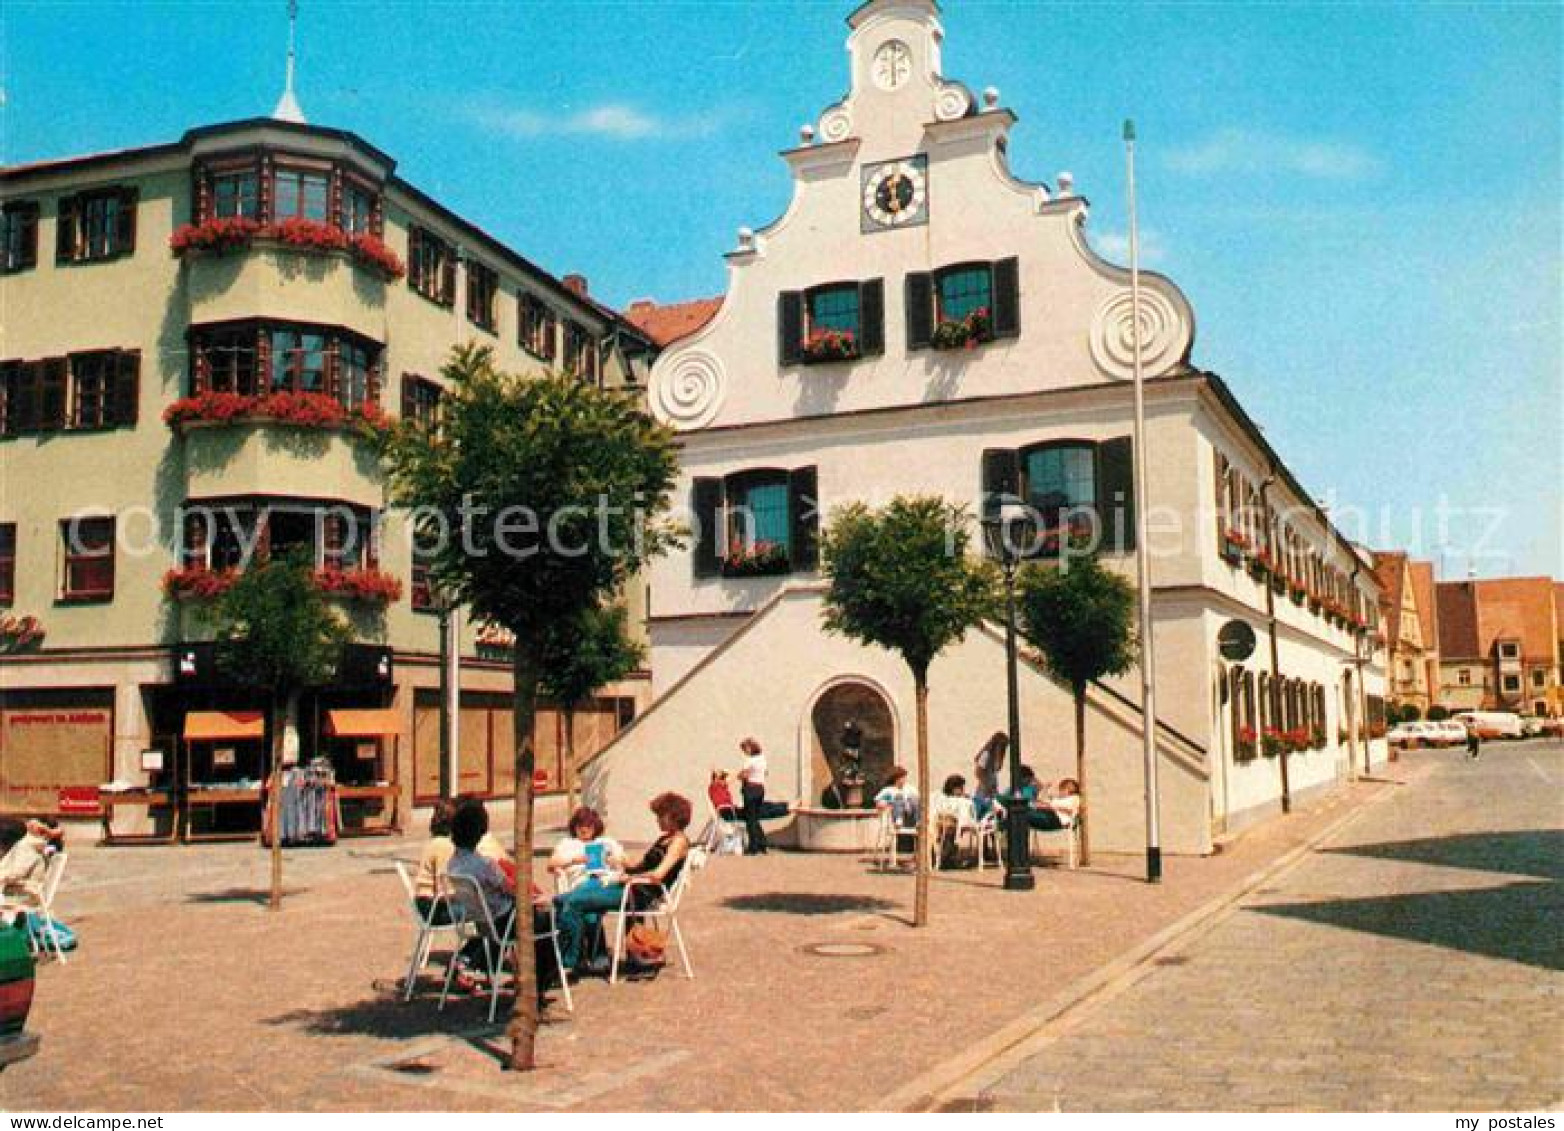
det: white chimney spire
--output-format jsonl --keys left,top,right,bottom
{"left": 272, "top": 0, "right": 306, "bottom": 124}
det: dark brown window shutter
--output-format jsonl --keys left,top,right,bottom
{"left": 56, "top": 195, "right": 78, "bottom": 262}
{"left": 777, "top": 291, "right": 803, "bottom": 365}
{"left": 116, "top": 187, "right": 138, "bottom": 254}
{"left": 400, "top": 374, "right": 416, "bottom": 420}
{"left": 112, "top": 350, "right": 140, "bottom": 427}
{"left": 40, "top": 358, "right": 67, "bottom": 430}
{"left": 981, "top": 447, "right": 1020, "bottom": 500}
{"left": 441, "top": 248, "right": 457, "bottom": 306}
{"left": 1096, "top": 435, "right": 1135, "bottom": 552}
{"left": 905, "top": 272, "right": 933, "bottom": 349}
{"left": 788, "top": 465, "right": 820, "bottom": 572}
{"left": 992, "top": 256, "right": 1020, "bottom": 338}
{"left": 857, "top": 279, "right": 884, "bottom": 357}
{"left": 692, "top": 477, "right": 723, "bottom": 579}
{"left": 12, "top": 363, "right": 41, "bottom": 432}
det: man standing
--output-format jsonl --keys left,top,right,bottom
{"left": 1465, "top": 723, "right": 1481, "bottom": 761}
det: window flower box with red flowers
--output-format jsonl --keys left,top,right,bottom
{"left": 0, "top": 614, "right": 46, "bottom": 653}
{"left": 1260, "top": 727, "right": 1287, "bottom": 758}
{"left": 163, "top": 391, "right": 392, "bottom": 439}
{"left": 1310, "top": 724, "right": 1327, "bottom": 750}
{"left": 1282, "top": 727, "right": 1312, "bottom": 754}
{"left": 1247, "top": 548, "right": 1277, "bottom": 580}
{"left": 162, "top": 566, "right": 239, "bottom": 601}
{"left": 1236, "top": 726, "right": 1258, "bottom": 760}
{"left": 1220, "top": 528, "right": 1248, "bottom": 564}
{"left": 721, "top": 540, "right": 791, "bottom": 578}
{"left": 801, "top": 328, "right": 859, "bottom": 365}
{"left": 930, "top": 306, "right": 993, "bottom": 351}
{"left": 168, "top": 218, "right": 405, "bottom": 281}
{"left": 312, "top": 567, "right": 403, "bottom": 606}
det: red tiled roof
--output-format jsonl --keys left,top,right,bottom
{"left": 1436, "top": 577, "right": 1559, "bottom": 663}
{"left": 1408, "top": 560, "right": 1439, "bottom": 653}
{"left": 1436, "top": 582, "right": 1480, "bottom": 660}
{"left": 624, "top": 297, "right": 722, "bottom": 347}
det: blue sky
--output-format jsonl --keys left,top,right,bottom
{"left": 3, "top": 1, "right": 1559, "bottom": 577}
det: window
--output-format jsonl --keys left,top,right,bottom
{"left": 1, "top": 202, "right": 39, "bottom": 272}
{"left": 61, "top": 516, "right": 114, "bottom": 601}
{"left": 340, "top": 180, "right": 376, "bottom": 235}
{"left": 1532, "top": 669, "right": 1547, "bottom": 688}
{"left": 518, "top": 295, "right": 557, "bottom": 360}
{"left": 194, "top": 327, "right": 259, "bottom": 395}
{"left": 400, "top": 375, "right": 443, "bottom": 431}
{"left": 273, "top": 167, "right": 330, "bottom": 221}
{"left": 184, "top": 501, "right": 375, "bottom": 574}
{"left": 338, "top": 340, "right": 373, "bottom": 411}
{"left": 0, "top": 524, "right": 14, "bottom": 605}
{"left": 778, "top": 280, "right": 884, "bottom": 364}
{"left": 270, "top": 329, "right": 327, "bottom": 394}
{"left": 905, "top": 258, "right": 1019, "bottom": 350}
{"left": 408, "top": 226, "right": 457, "bottom": 305}
{"left": 70, "top": 352, "right": 113, "bottom": 429}
{"left": 467, "top": 261, "right": 498, "bottom": 331}
{"left": 411, "top": 546, "right": 435, "bottom": 612}
{"left": 691, "top": 467, "right": 819, "bottom": 579}
{"left": 981, "top": 438, "right": 1136, "bottom": 554}
{"left": 1502, "top": 674, "right": 1521, "bottom": 693}
{"left": 57, "top": 188, "right": 136, "bottom": 262}
{"left": 937, "top": 264, "right": 993, "bottom": 321}
{"left": 211, "top": 169, "right": 260, "bottom": 219}
{"left": 563, "top": 322, "right": 600, "bottom": 382}
{"left": 1, "top": 352, "right": 135, "bottom": 436}
{"left": 1499, "top": 641, "right": 1520, "bottom": 659}
{"left": 1458, "top": 668, "right": 1472, "bottom": 687}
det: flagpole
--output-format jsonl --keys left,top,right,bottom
{"left": 1124, "top": 119, "right": 1163, "bottom": 884}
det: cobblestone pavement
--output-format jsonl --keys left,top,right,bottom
{"left": 0, "top": 765, "right": 1433, "bottom": 1111}
{"left": 952, "top": 739, "right": 1564, "bottom": 1112}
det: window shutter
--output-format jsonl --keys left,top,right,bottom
{"left": 981, "top": 447, "right": 1020, "bottom": 501}
{"left": 858, "top": 279, "right": 884, "bottom": 357}
{"left": 692, "top": 477, "right": 723, "bottom": 579}
{"left": 441, "top": 247, "right": 457, "bottom": 306}
{"left": 111, "top": 350, "right": 140, "bottom": 427}
{"left": 401, "top": 375, "right": 416, "bottom": 420}
{"left": 777, "top": 291, "right": 803, "bottom": 365}
{"left": 1096, "top": 435, "right": 1136, "bottom": 552}
{"left": 55, "top": 195, "right": 77, "bottom": 262}
{"left": 905, "top": 272, "right": 933, "bottom": 349}
{"left": 40, "top": 359, "right": 67, "bottom": 430}
{"left": 182, "top": 510, "right": 208, "bottom": 569}
{"left": 992, "top": 257, "right": 1020, "bottom": 338}
{"left": 115, "top": 187, "right": 138, "bottom": 254}
{"left": 11, "top": 363, "right": 40, "bottom": 433}
{"left": 788, "top": 465, "right": 820, "bottom": 572}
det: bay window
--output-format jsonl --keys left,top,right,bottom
{"left": 273, "top": 166, "right": 330, "bottom": 222}
{"left": 212, "top": 168, "right": 260, "bottom": 219}
{"left": 188, "top": 320, "right": 381, "bottom": 409}
{"left": 181, "top": 500, "right": 378, "bottom": 574}
{"left": 270, "top": 329, "right": 327, "bottom": 394}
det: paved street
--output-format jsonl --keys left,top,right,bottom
{"left": 948, "top": 739, "right": 1564, "bottom": 1112}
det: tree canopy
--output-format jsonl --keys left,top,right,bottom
{"left": 207, "top": 552, "right": 351, "bottom": 696}
{"left": 1016, "top": 555, "right": 1136, "bottom": 694}
{"left": 538, "top": 601, "right": 646, "bottom": 712}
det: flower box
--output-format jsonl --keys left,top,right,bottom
{"left": 163, "top": 391, "right": 391, "bottom": 439}
{"left": 162, "top": 566, "right": 239, "bottom": 601}
{"left": 801, "top": 328, "right": 859, "bottom": 364}
{"left": 1220, "top": 529, "right": 1247, "bottom": 564}
{"left": 312, "top": 568, "right": 403, "bottom": 605}
{"left": 1260, "top": 728, "right": 1286, "bottom": 758}
{"left": 930, "top": 307, "right": 993, "bottom": 351}
{"left": 721, "top": 540, "right": 791, "bottom": 578}
{"left": 169, "top": 218, "right": 406, "bottom": 280}
{"left": 0, "top": 614, "right": 46, "bottom": 653}
{"left": 1236, "top": 726, "right": 1258, "bottom": 760}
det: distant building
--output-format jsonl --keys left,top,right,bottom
{"left": 1372, "top": 552, "right": 1438, "bottom": 712}
{"left": 1435, "top": 578, "right": 1561, "bottom": 716}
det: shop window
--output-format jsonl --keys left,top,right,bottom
{"left": 57, "top": 187, "right": 137, "bottom": 263}
{"left": 408, "top": 225, "right": 457, "bottom": 306}
{"left": 518, "top": 294, "right": 557, "bottom": 360}
{"left": 691, "top": 467, "right": 818, "bottom": 579}
{"left": 61, "top": 515, "right": 115, "bottom": 601}
{"left": 1, "top": 202, "right": 39, "bottom": 273}
{"left": 467, "top": 260, "right": 498, "bottom": 332}
{"left": 0, "top": 523, "right": 14, "bottom": 605}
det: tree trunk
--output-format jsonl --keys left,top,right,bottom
{"left": 564, "top": 706, "right": 578, "bottom": 813}
{"left": 912, "top": 671, "right": 931, "bottom": 928}
{"left": 506, "top": 643, "right": 540, "bottom": 1072}
{"left": 1074, "top": 683, "right": 1091, "bottom": 867}
{"left": 267, "top": 693, "right": 289, "bottom": 912}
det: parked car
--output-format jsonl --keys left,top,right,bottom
{"left": 1425, "top": 720, "right": 1469, "bottom": 747}
{"left": 1388, "top": 722, "right": 1434, "bottom": 747}
{"left": 0, "top": 919, "right": 39, "bottom": 1071}
{"left": 1519, "top": 717, "right": 1545, "bottom": 738}
{"left": 1452, "top": 711, "right": 1525, "bottom": 740}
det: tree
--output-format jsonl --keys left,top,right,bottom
{"left": 380, "top": 344, "right": 678, "bottom": 1070}
{"left": 205, "top": 553, "right": 351, "bottom": 911}
{"left": 1016, "top": 554, "right": 1136, "bottom": 866}
{"left": 539, "top": 602, "right": 646, "bottom": 810}
{"left": 820, "top": 496, "right": 995, "bottom": 927}
{"left": 1426, "top": 704, "right": 1450, "bottom": 721}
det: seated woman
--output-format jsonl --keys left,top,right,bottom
{"left": 707, "top": 770, "right": 739, "bottom": 821}
{"left": 554, "top": 792, "right": 692, "bottom": 976}
{"left": 0, "top": 818, "right": 62, "bottom": 911}
{"left": 549, "top": 806, "right": 624, "bottom": 894}
{"left": 412, "top": 799, "right": 459, "bottom": 925}
{"left": 874, "top": 766, "right": 920, "bottom": 829}
{"left": 1027, "top": 777, "right": 1082, "bottom": 831}
{"left": 931, "top": 774, "right": 975, "bottom": 868}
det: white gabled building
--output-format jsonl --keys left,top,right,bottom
{"left": 588, "top": 0, "right": 1388, "bottom": 853}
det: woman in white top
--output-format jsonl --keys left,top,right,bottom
{"left": 873, "top": 765, "right": 920, "bottom": 828}
{"left": 548, "top": 806, "right": 624, "bottom": 893}
{"left": 737, "top": 737, "right": 770, "bottom": 855}
{"left": 1028, "top": 777, "right": 1082, "bottom": 831}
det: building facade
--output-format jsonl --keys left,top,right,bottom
{"left": 1372, "top": 551, "right": 1438, "bottom": 713}
{"left": 1435, "top": 577, "right": 1562, "bottom": 716}
{"left": 0, "top": 116, "right": 655, "bottom": 831}
{"left": 584, "top": 0, "right": 1388, "bottom": 854}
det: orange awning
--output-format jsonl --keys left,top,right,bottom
{"left": 183, "top": 710, "right": 265, "bottom": 741}
{"left": 324, "top": 709, "right": 400, "bottom": 738}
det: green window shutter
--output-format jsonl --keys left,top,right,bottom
{"left": 992, "top": 257, "right": 1020, "bottom": 338}
{"left": 905, "top": 271, "right": 933, "bottom": 349}
{"left": 777, "top": 291, "right": 803, "bottom": 365}
{"left": 788, "top": 465, "right": 820, "bottom": 572}
{"left": 1096, "top": 436, "right": 1135, "bottom": 552}
{"left": 857, "top": 279, "right": 884, "bottom": 357}
{"left": 692, "top": 477, "right": 723, "bottom": 578}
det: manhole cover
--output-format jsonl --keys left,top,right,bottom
{"left": 1153, "top": 955, "right": 1190, "bottom": 967}
{"left": 802, "top": 941, "right": 886, "bottom": 958}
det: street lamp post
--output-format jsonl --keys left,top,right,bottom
{"left": 983, "top": 494, "right": 1036, "bottom": 892}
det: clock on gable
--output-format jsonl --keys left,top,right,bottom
{"left": 860, "top": 154, "right": 928, "bottom": 233}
